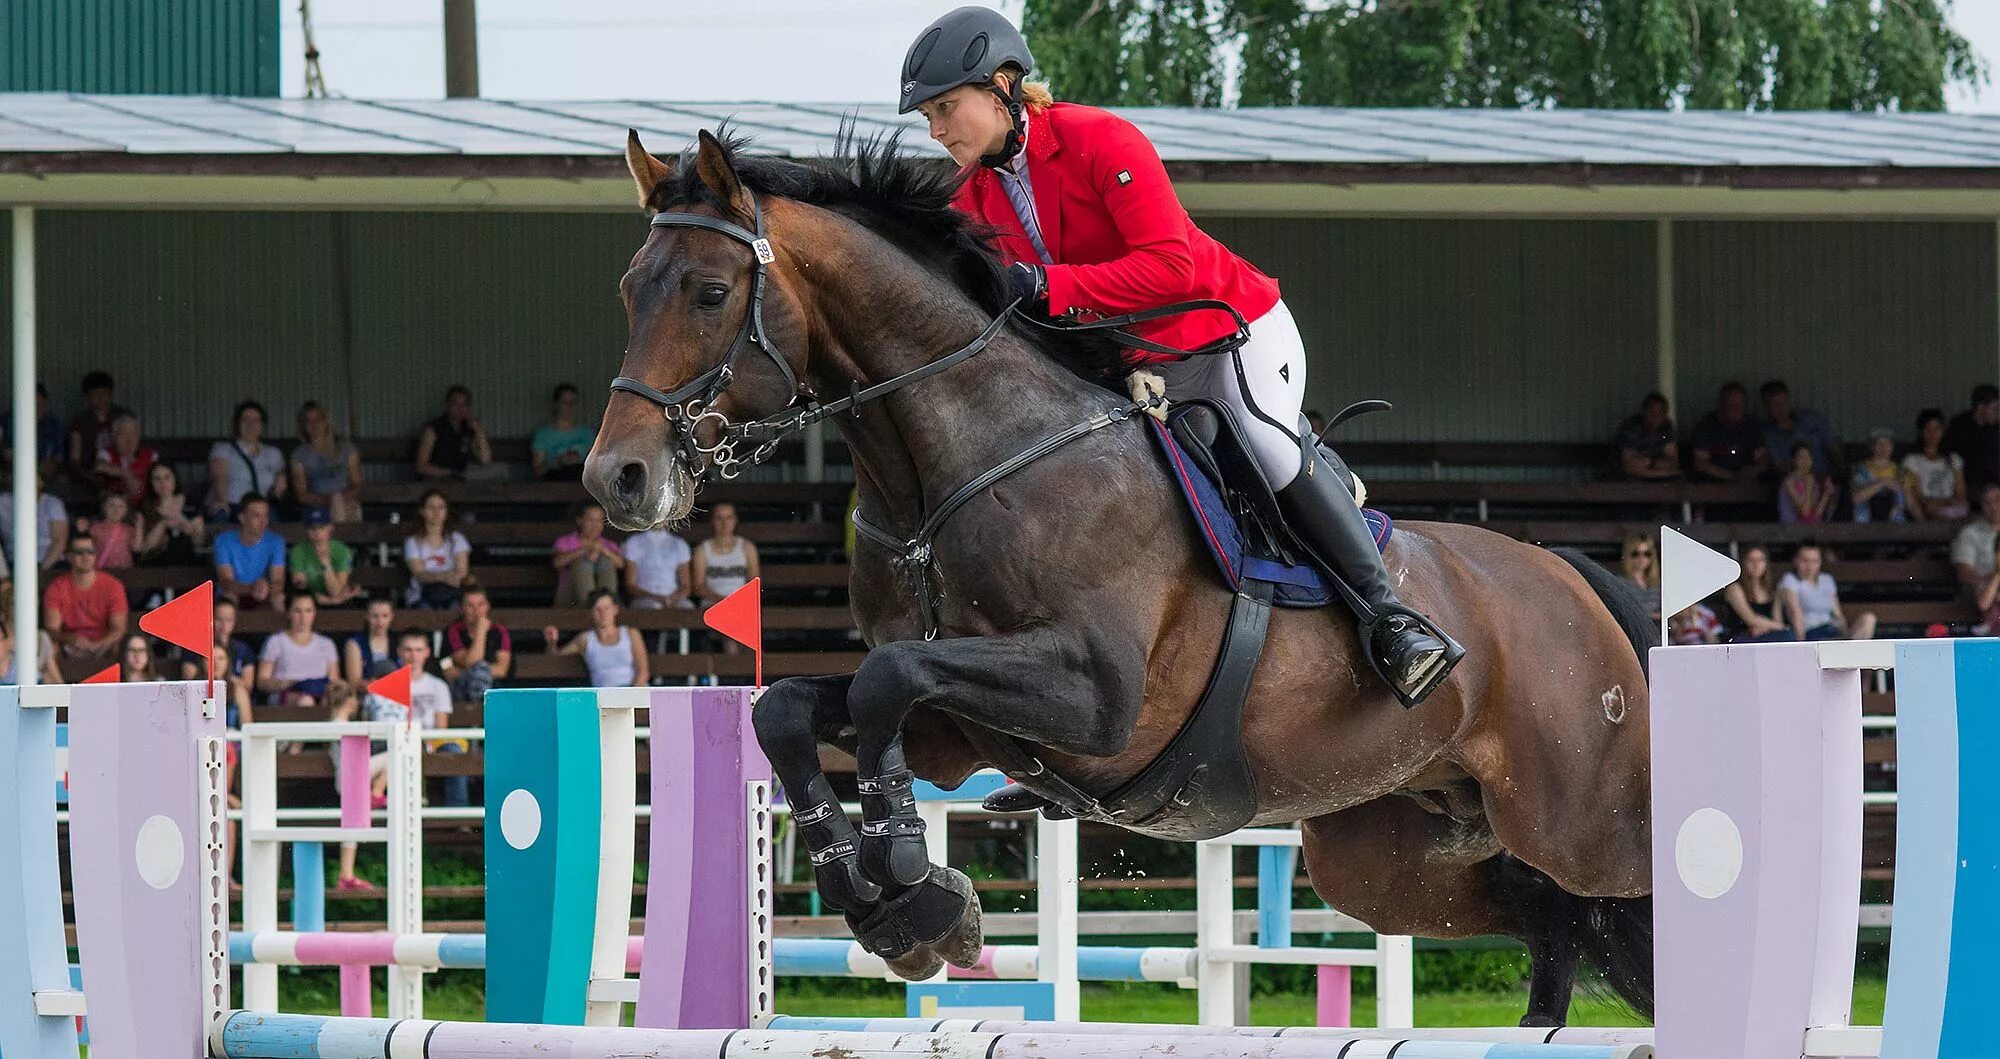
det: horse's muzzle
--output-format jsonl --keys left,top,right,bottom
{"left": 583, "top": 446, "right": 694, "bottom": 530}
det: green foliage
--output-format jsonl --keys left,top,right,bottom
{"left": 1024, "top": 0, "right": 1985, "bottom": 111}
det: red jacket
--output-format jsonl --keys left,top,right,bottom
{"left": 955, "top": 102, "right": 1281, "bottom": 366}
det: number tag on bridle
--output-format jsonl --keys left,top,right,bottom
{"left": 752, "top": 238, "right": 776, "bottom": 265}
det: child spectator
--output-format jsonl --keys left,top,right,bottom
{"left": 553, "top": 500, "right": 625, "bottom": 607}
{"left": 117, "top": 633, "right": 162, "bottom": 681}
{"left": 1903, "top": 408, "right": 1969, "bottom": 522}
{"left": 289, "top": 508, "right": 361, "bottom": 607}
{"left": 0, "top": 470, "right": 70, "bottom": 572}
{"left": 1615, "top": 533, "right": 1661, "bottom": 623}
{"left": 1720, "top": 545, "right": 1794, "bottom": 643}
{"left": 531, "top": 383, "right": 596, "bottom": 481}
{"left": 415, "top": 385, "right": 500, "bottom": 481}
{"left": 1669, "top": 603, "right": 1723, "bottom": 645}
{"left": 343, "top": 596, "right": 400, "bottom": 684}
{"left": 207, "top": 401, "right": 288, "bottom": 520}
{"left": 544, "top": 589, "right": 649, "bottom": 688}
{"left": 443, "top": 582, "right": 512, "bottom": 702}
{"left": 1610, "top": 392, "right": 1681, "bottom": 480}
{"left": 93, "top": 412, "right": 156, "bottom": 507}
{"left": 366, "top": 630, "right": 467, "bottom": 807}
{"left": 64, "top": 371, "right": 127, "bottom": 495}
{"left": 1689, "top": 381, "right": 1768, "bottom": 481}
{"left": 255, "top": 592, "right": 339, "bottom": 705}
{"left": 402, "top": 489, "right": 470, "bottom": 609}
{"left": 1850, "top": 429, "right": 1918, "bottom": 523}
{"left": 1778, "top": 443, "right": 1836, "bottom": 524}
{"left": 85, "top": 491, "right": 138, "bottom": 569}
{"left": 694, "top": 503, "right": 759, "bottom": 606}
{"left": 1780, "top": 544, "right": 1876, "bottom": 642}
{"left": 290, "top": 401, "right": 364, "bottom": 524}
{"left": 1944, "top": 383, "right": 2000, "bottom": 494}
{"left": 214, "top": 493, "right": 286, "bottom": 610}
{"left": 137, "top": 463, "right": 206, "bottom": 566}
{"left": 43, "top": 537, "right": 127, "bottom": 680}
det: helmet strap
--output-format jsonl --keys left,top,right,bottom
{"left": 978, "top": 76, "right": 1027, "bottom": 169}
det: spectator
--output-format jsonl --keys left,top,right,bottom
{"left": 553, "top": 501, "right": 625, "bottom": 607}
{"left": 1669, "top": 603, "right": 1723, "bottom": 645}
{"left": 93, "top": 412, "right": 156, "bottom": 508}
{"left": 0, "top": 471, "right": 69, "bottom": 572}
{"left": 1760, "top": 379, "right": 1840, "bottom": 478}
{"left": 0, "top": 583, "right": 63, "bottom": 684}
{"left": 1720, "top": 545, "right": 1795, "bottom": 643}
{"left": 182, "top": 596, "right": 257, "bottom": 681}
{"left": 694, "top": 503, "right": 759, "bottom": 606}
{"left": 289, "top": 508, "right": 360, "bottom": 607}
{"left": 117, "top": 633, "right": 162, "bottom": 681}
{"left": 1615, "top": 533, "right": 1661, "bottom": 622}
{"left": 324, "top": 681, "right": 379, "bottom": 892}
{"left": 289, "top": 401, "right": 364, "bottom": 524}
{"left": 1850, "top": 429, "right": 1918, "bottom": 523}
{"left": 211, "top": 638, "right": 254, "bottom": 889}
{"left": 1780, "top": 544, "right": 1876, "bottom": 642}
{"left": 544, "top": 589, "right": 649, "bottom": 688}
{"left": 343, "top": 597, "right": 400, "bottom": 684}
{"left": 1952, "top": 483, "right": 2000, "bottom": 598}
{"left": 1611, "top": 392, "right": 1681, "bottom": 480}
{"left": 443, "top": 581, "right": 512, "bottom": 703}
{"left": 1689, "top": 381, "right": 1768, "bottom": 482}
{"left": 207, "top": 401, "right": 289, "bottom": 520}
{"left": 137, "top": 463, "right": 206, "bottom": 566}
{"left": 63, "top": 371, "right": 127, "bottom": 493}
{"left": 214, "top": 493, "right": 286, "bottom": 611}
{"left": 255, "top": 591, "right": 339, "bottom": 705}
{"left": 366, "top": 630, "right": 467, "bottom": 807}
{"left": 1778, "top": 443, "right": 1836, "bottom": 524}
{"left": 1977, "top": 546, "right": 2000, "bottom": 636}
{"left": 415, "top": 385, "right": 500, "bottom": 481}
{"left": 2, "top": 383, "right": 64, "bottom": 487}
{"left": 1944, "top": 383, "right": 2000, "bottom": 495}
{"left": 84, "top": 491, "right": 138, "bottom": 570}
{"left": 1903, "top": 408, "right": 1970, "bottom": 522}
{"left": 402, "top": 489, "right": 470, "bottom": 609}
{"left": 624, "top": 524, "right": 693, "bottom": 611}
{"left": 43, "top": 537, "right": 127, "bottom": 681}
{"left": 531, "top": 383, "right": 596, "bottom": 482}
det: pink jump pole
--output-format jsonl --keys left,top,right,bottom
{"left": 337, "top": 734, "right": 372, "bottom": 1017}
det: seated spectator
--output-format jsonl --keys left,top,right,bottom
{"left": 0, "top": 470, "right": 69, "bottom": 572}
{"left": 43, "top": 537, "right": 127, "bottom": 681}
{"left": 1944, "top": 383, "right": 2000, "bottom": 495}
{"left": 1760, "top": 379, "right": 1840, "bottom": 479}
{"left": 215, "top": 493, "right": 287, "bottom": 611}
{"left": 1669, "top": 603, "right": 1722, "bottom": 645}
{"left": 1611, "top": 392, "right": 1680, "bottom": 480}
{"left": 207, "top": 401, "right": 288, "bottom": 520}
{"left": 63, "top": 371, "right": 127, "bottom": 498}
{"left": 0, "top": 583, "right": 63, "bottom": 684}
{"left": 1615, "top": 533, "right": 1661, "bottom": 623}
{"left": 255, "top": 591, "right": 339, "bottom": 705}
{"left": 1719, "top": 545, "right": 1794, "bottom": 643}
{"left": 84, "top": 491, "right": 138, "bottom": 570}
{"left": 531, "top": 383, "right": 596, "bottom": 482}
{"left": 1778, "top": 443, "right": 1836, "bottom": 524}
{"left": 553, "top": 501, "right": 625, "bottom": 607}
{"left": 1850, "top": 429, "right": 1918, "bottom": 523}
{"left": 1780, "top": 544, "right": 1876, "bottom": 642}
{"left": 343, "top": 596, "right": 400, "bottom": 684}
{"left": 1689, "top": 381, "right": 1767, "bottom": 482}
{"left": 402, "top": 489, "right": 470, "bottom": 610}
{"left": 138, "top": 463, "right": 206, "bottom": 567}
{"left": 624, "top": 524, "right": 693, "bottom": 610}
{"left": 694, "top": 502, "right": 759, "bottom": 606}
{"left": 1904, "top": 408, "right": 1969, "bottom": 522}
{"left": 93, "top": 412, "right": 156, "bottom": 508}
{"left": 415, "top": 385, "right": 501, "bottom": 481}
{"left": 117, "top": 633, "right": 162, "bottom": 681}
{"left": 1954, "top": 483, "right": 2000, "bottom": 602}
{"left": 544, "top": 589, "right": 649, "bottom": 688}
{"left": 443, "top": 581, "right": 512, "bottom": 703}
{"left": 2, "top": 383, "right": 64, "bottom": 488}
{"left": 289, "top": 508, "right": 361, "bottom": 607}
{"left": 366, "top": 630, "right": 467, "bottom": 807}
{"left": 290, "top": 401, "right": 364, "bottom": 524}
{"left": 182, "top": 596, "right": 257, "bottom": 681}
{"left": 324, "top": 681, "right": 379, "bottom": 891}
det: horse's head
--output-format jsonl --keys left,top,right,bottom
{"left": 586, "top": 129, "right": 812, "bottom": 530}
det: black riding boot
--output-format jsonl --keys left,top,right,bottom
{"left": 1278, "top": 450, "right": 1464, "bottom": 708}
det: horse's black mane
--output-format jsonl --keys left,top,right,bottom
{"left": 650, "top": 126, "right": 1126, "bottom": 382}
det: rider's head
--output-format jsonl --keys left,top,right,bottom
{"left": 900, "top": 6, "right": 1042, "bottom": 169}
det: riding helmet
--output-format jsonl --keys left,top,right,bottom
{"left": 898, "top": 6, "right": 1035, "bottom": 114}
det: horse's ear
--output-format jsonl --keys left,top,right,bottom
{"left": 694, "top": 129, "right": 749, "bottom": 218}
{"left": 625, "top": 129, "right": 673, "bottom": 210}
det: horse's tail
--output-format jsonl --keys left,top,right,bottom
{"left": 1494, "top": 547, "right": 1658, "bottom": 1018}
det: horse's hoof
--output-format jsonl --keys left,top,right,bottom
{"left": 883, "top": 944, "right": 945, "bottom": 981}
{"left": 925, "top": 866, "right": 985, "bottom": 969}
{"left": 849, "top": 870, "right": 976, "bottom": 980}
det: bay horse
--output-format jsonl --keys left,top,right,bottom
{"left": 584, "top": 128, "right": 1655, "bottom": 1026}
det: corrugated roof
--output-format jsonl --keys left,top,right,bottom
{"left": 8, "top": 93, "right": 2000, "bottom": 171}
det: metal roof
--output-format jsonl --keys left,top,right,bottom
{"left": 7, "top": 93, "right": 2000, "bottom": 171}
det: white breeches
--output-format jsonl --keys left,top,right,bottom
{"left": 1152, "top": 298, "right": 1309, "bottom": 489}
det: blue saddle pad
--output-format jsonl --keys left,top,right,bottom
{"left": 1149, "top": 418, "right": 1390, "bottom": 609}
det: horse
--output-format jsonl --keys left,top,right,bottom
{"left": 583, "top": 128, "right": 1656, "bottom": 1026}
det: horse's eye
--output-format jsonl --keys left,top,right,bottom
{"left": 696, "top": 284, "right": 729, "bottom": 308}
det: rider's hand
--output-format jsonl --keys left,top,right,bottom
{"left": 1006, "top": 262, "right": 1046, "bottom": 309}
{"left": 1126, "top": 370, "right": 1169, "bottom": 422}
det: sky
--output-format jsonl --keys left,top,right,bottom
{"left": 284, "top": 0, "right": 2000, "bottom": 111}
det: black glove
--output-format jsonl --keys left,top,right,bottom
{"left": 1007, "top": 262, "right": 1047, "bottom": 309}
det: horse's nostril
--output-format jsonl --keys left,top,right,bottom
{"left": 615, "top": 461, "right": 648, "bottom": 506}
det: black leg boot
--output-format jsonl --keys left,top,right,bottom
{"left": 1278, "top": 450, "right": 1464, "bottom": 707}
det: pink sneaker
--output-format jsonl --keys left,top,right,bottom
{"left": 335, "top": 876, "right": 378, "bottom": 894}
{"left": 369, "top": 794, "right": 388, "bottom": 810}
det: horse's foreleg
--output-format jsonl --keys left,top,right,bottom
{"left": 750, "top": 675, "right": 884, "bottom": 920}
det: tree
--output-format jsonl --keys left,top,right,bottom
{"left": 1023, "top": 0, "right": 1985, "bottom": 111}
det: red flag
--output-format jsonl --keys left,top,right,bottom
{"left": 142, "top": 581, "right": 216, "bottom": 693}
{"left": 367, "top": 664, "right": 413, "bottom": 709}
{"left": 82, "top": 665, "right": 119, "bottom": 685}
{"left": 704, "top": 578, "right": 763, "bottom": 687}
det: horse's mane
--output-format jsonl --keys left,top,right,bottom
{"left": 648, "top": 125, "right": 1126, "bottom": 383}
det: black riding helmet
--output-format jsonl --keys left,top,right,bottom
{"left": 899, "top": 5, "right": 1035, "bottom": 168}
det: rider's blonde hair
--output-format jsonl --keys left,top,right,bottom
{"left": 997, "top": 66, "right": 1054, "bottom": 113}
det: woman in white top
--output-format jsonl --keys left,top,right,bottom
{"left": 1902, "top": 408, "right": 1970, "bottom": 522}
{"left": 208, "top": 400, "right": 288, "bottom": 519}
{"left": 1780, "top": 544, "right": 1877, "bottom": 642}
{"left": 403, "top": 489, "right": 471, "bottom": 609}
{"left": 693, "top": 503, "right": 760, "bottom": 604}
{"left": 544, "top": 589, "right": 648, "bottom": 688}
{"left": 256, "top": 591, "right": 341, "bottom": 705}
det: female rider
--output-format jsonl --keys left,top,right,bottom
{"left": 900, "top": 9, "right": 1462, "bottom": 785}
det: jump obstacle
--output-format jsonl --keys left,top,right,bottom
{"left": 6, "top": 637, "right": 1998, "bottom": 1057}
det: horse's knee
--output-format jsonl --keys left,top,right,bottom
{"left": 752, "top": 683, "right": 823, "bottom": 775}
